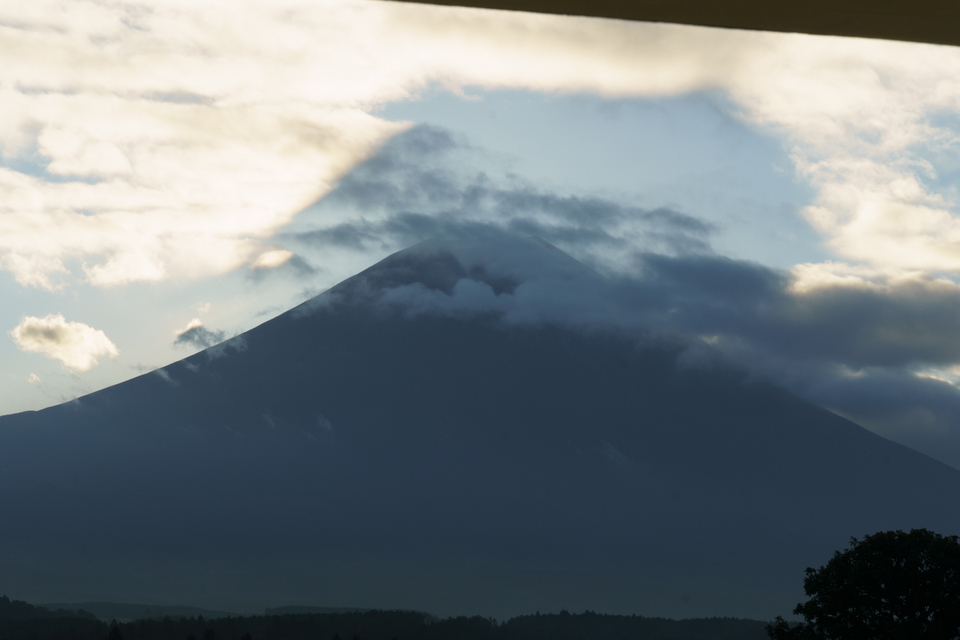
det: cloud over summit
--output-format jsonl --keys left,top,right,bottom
{"left": 286, "top": 125, "right": 718, "bottom": 280}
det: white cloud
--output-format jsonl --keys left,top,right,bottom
{"left": 27, "top": 373, "right": 40, "bottom": 385}
{"left": 788, "top": 260, "right": 960, "bottom": 295}
{"left": 724, "top": 36, "right": 960, "bottom": 273}
{"left": 177, "top": 318, "right": 205, "bottom": 335}
{"left": 251, "top": 249, "right": 294, "bottom": 269}
{"left": 1, "top": 0, "right": 959, "bottom": 290}
{"left": 10, "top": 314, "right": 119, "bottom": 372}
{"left": 788, "top": 261, "right": 889, "bottom": 294}
{"left": 0, "top": 0, "right": 409, "bottom": 289}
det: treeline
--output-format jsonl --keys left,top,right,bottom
{"left": 0, "top": 596, "right": 96, "bottom": 621}
{"left": 1, "top": 603, "right": 769, "bottom": 640}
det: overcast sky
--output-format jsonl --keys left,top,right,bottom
{"left": 5, "top": 0, "right": 960, "bottom": 469}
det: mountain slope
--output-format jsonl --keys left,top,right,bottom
{"left": 2, "top": 234, "right": 959, "bottom": 620}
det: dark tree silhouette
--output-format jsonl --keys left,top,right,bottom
{"left": 767, "top": 529, "right": 960, "bottom": 639}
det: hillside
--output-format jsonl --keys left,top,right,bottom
{"left": 2, "top": 234, "right": 959, "bottom": 620}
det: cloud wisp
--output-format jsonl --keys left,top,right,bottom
{"left": 10, "top": 314, "right": 119, "bottom": 372}
{"left": 174, "top": 319, "right": 227, "bottom": 349}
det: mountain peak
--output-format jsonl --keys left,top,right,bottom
{"left": 299, "top": 231, "right": 611, "bottom": 328}
{"left": 332, "top": 231, "right": 600, "bottom": 297}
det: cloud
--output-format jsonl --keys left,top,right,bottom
{"left": 800, "top": 366, "right": 960, "bottom": 455}
{"left": 286, "top": 125, "right": 717, "bottom": 275}
{"left": 632, "top": 258, "right": 960, "bottom": 470}
{"left": 174, "top": 319, "right": 226, "bottom": 349}
{"left": 247, "top": 250, "right": 316, "bottom": 282}
{"left": 251, "top": 250, "right": 295, "bottom": 270}
{"left": 731, "top": 39, "right": 960, "bottom": 274}
{"left": 302, "top": 414, "right": 337, "bottom": 444}
{"left": 27, "top": 373, "right": 40, "bottom": 385}
{"left": 2, "top": 0, "right": 959, "bottom": 290}
{"left": 10, "top": 314, "right": 119, "bottom": 372}
{"left": 321, "top": 228, "right": 662, "bottom": 329}
{"left": 153, "top": 368, "right": 178, "bottom": 386}
{"left": 586, "top": 253, "right": 960, "bottom": 373}
{"left": 205, "top": 335, "right": 248, "bottom": 361}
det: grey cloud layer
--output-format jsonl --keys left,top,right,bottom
{"left": 285, "top": 126, "right": 715, "bottom": 262}
{"left": 632, "top": 256, "right": 960, "bottom": 369}
{"left": 354, "top": 240, "right": 960, "bottom": 375}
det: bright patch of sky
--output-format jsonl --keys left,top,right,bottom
{"left": 5, "top": 0, "right": 960, "bottom": 469}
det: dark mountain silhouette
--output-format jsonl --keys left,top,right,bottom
{"left": 2, "top": 232, "right": 959, "bottom": 620}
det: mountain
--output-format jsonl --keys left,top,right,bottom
{"left": 2, "top": 232, "right": 960, "bottom": 620}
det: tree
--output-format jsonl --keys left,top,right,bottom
{"left": 768, "top": 529, "right": 960, "bottom": 640}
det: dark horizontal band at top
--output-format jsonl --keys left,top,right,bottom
{"left": 388, "top": 0, "right": 960, "bottom": 48}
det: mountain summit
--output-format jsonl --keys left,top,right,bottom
{"left": 2, "top": 233, "right": 959, "bottom": 619}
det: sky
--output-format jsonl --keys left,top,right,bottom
{"left": 4, "top": 0, "right": 960, "bottom": 469}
